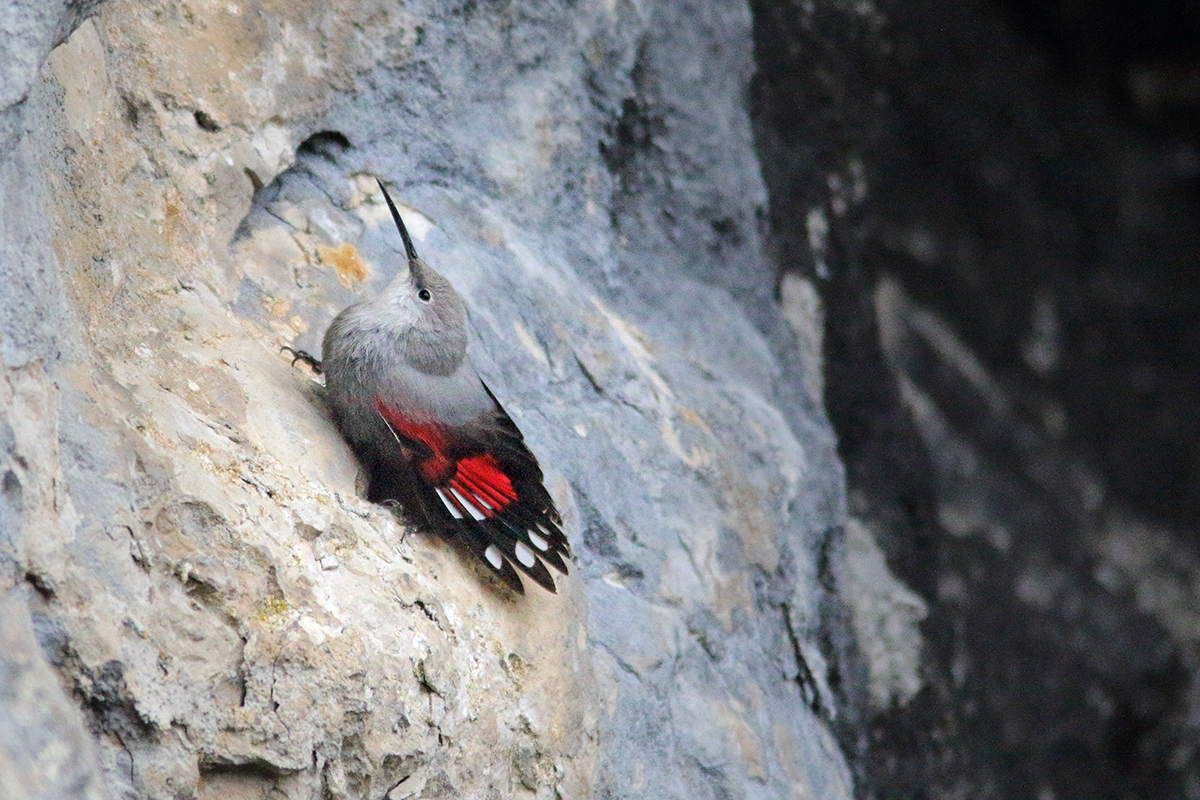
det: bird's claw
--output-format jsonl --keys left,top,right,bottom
{"left": 281, "top": 345, "right": 323, "bottom": 374}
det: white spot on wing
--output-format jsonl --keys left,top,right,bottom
{"left": 537, "top": 524, "right": 560, "bottom": 546}
{"left": 485, "top": 545, "right": 504, "bottom": 570}
{"left": 515, "top": 541, "right": 536, "bottom": 568}
{"left": 450, "top": 487, "right": 487, "bottom": 521}
{"left": 528, "top": 531, "right": 549, "bottom": 551}
{"left": 436, "top": 488, "right": 464, "bottom": 519}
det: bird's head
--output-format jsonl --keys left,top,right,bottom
{"left": 376, "top": 179, "right": 468, "bottom": 373}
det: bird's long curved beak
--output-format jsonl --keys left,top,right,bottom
{"left": 377, "top": 178, "right": 420, "bottom": 264}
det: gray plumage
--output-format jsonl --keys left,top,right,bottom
{"left": 294, "top": 179, "right": 570, "bottom": 594}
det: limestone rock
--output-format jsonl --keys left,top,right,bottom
{"left": 0, "top": 0, "right": 865, "bottom": 798}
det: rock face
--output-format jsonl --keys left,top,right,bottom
{"left": 29, "top": 0, "right": 1200, "bottom": 795}
{"left": 1, "top": 1, "right": 867, "bottom": 798}
{"left": 753, "top": 0, "right": 1200, "bottom": 797}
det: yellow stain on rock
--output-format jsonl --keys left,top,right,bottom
{"left": 318, "top": 242, "right": 369, "bottom": 287}
{"left": 257, "top": 596, "right": 289, "bottom": 622}
{"left": 264, "top": 296, "right": 290, "bottom": 318}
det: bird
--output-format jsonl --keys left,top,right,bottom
{"left": 284, "top": 179, "right": 570, "bottom": 593}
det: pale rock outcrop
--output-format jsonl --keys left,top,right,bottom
{"left": 0, "top": 0, "right": 874, "bottom": 797}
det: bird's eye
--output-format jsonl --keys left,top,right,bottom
{"left": 418, "top": 288, "right": 432, "bottom": 302}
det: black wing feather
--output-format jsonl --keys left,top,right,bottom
{"left": 357, "top": 383, "right": 569, "bottom": 594}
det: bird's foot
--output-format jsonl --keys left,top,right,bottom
{"left": 281, "top": 345, "right": 323, "bottom": 374}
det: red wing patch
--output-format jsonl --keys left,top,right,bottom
{"left": 374, "top": 395, "right": 567, "bottom": 593}
{"left": 454, "top": 455, "right": 517, "bottom": 509}
{"left": 374, "top": 398, "right": 453, "bottom": 483}
{"left": 436, "top": 454, "right": 518, "bottom": 522}
{"left": 376, "top": 398, "right": 518, "bottom": 520}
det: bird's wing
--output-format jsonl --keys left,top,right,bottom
{"left": 371, "top": 387, "right": 570, "bottom": 594}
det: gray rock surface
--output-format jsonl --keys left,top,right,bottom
{"left": 0, "top": 0, "right": 879, "bottom": 798}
